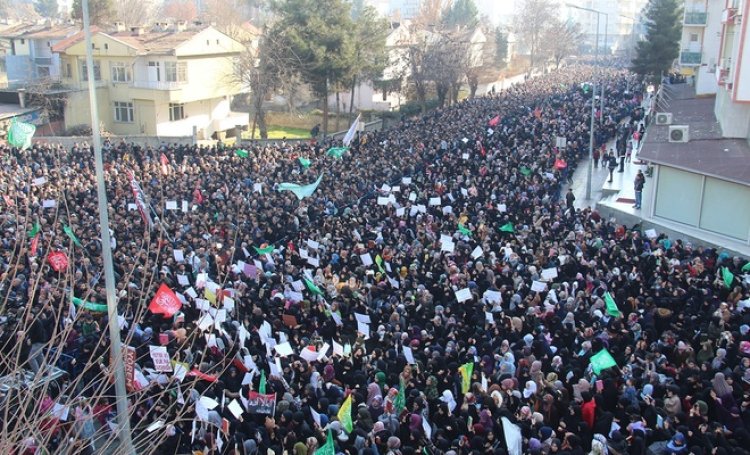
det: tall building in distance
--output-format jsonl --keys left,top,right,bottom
{"left": 388, "top": 0, "right": 422, "bottom": 20}
{"left": 564, "top": 0, "right": 649, "bottom": 54}
{"left": 677, "top": 0, "right": 722, "bottom": 96}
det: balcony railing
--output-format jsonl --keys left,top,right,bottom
{"left": 684, "top": 11, "right": 708, "bottom": 25}
{"left": 680, "top": 51, "right": 702, "bottom": 65}
{"left": 130, "top": 80, "right": 185, "bottom": 91}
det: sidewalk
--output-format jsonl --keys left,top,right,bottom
{"left": 561, "top": 135, "right": 620, "bottom": 210}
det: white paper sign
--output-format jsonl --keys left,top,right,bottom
{"left": 354, "top": 313, "right": 371, "bottom": 324}
{"left": 32, "top": 177, "right": 47, "bottom": 186}
{"left": 402, "top": 177, "right": 412, "bottom": 185}
{"left": 228, "top": 399, "right": 244, "bottom": 419}
{"left": 403, "top": 345, "right": 416, "bottom": 364}
{"left": 455, "top": 288, "right": 472, "bottom": 302}
{"left": 173, "top": 249, "right": 185, "bottom": 263}
{"left": 429, "top": 197, "right": 441, "bottom": 206}
{"left": 471, "top": 246, "right": 483, "bottom": 259}
{"left": 531, "top": 280, "right": 547, "bottom": 292}
{"left": 360, "top": 254, "right": 373, "bottom": 266}
{"left": 182, "top": 200, "right": 188, "bottom": 212}
{"left": 441, "top": 241, "right": 455, "bottom": 253}
{"left": 396, "top": 207, "right": 405, "bottom": 216}
{"left": 253, "top": 183, "right": 263, "bottom": 193}
{"left": 43, "top": 199, "right": 56, "bottom": 208}
{"left": 483, "top": 290, "right": 502, "bottom": 304}
{"left": 177, "top": 274, "right": 190, "bottom": 286}
{"left": 357, "top": 321, "right": 370, "bottom": 339}
{"left": 274, "top": 342, "right": 294, "bottom": 357}
{"left": 645, "top": 228, "right": 657, "bottom": 239}
{"left": 498, "top": 203, "right": 507, "bottom": 212}
{"left": 149, "top": 345, "right": 172, "bottom": 372}
{"left": 166, "top": 200, "right": 178, "bottom": 210}
{"left": 127, "top": 203, "right": 137, "bottom": 211}
{"left": 332, "top": 340, "right": 344, "bottom": 356}
{"left": 541, "top": 268, "right": 558, "bottom": 281}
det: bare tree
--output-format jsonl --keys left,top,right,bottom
{"left": 113, "top": 0, "right": 157, "bottom": 26}
{"left": 512, "top": 0, "right": 557, "bottom": 73}
{"left": 160, "top": 0, "right": 198, "bottom": 22}
{"left": 541, "top": 19, "right": 583, "bottom": 69}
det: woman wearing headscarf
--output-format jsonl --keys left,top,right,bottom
{"left": 366, "top": 381, "right": 382, "bottom": 407}
{"left": 710, "top": 372, "right": 743, "bottom": 431}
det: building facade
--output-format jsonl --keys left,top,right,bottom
{"left": 715, "top": 0, "right": 750, "bottom": 139}
{"left": 53, "top": 24, "right": 246, "bottom": 139}
{"left": 677, "top": 0, "right": 722, "bottom": 96}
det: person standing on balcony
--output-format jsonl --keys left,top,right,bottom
{"left": 634, "top": 169, "right": 645, "bottom": 209}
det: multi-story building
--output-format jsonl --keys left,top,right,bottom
{"left": 677, "top": 0, "right": 722, "bottom": 95}
{"left": 715, "top": 0, "right": 750, "bottom": 139}
{"left": 0, "top": 21, "right": 79, "bottom": 87}
{"left": 564, "top": 0, "right": 649, "bottom": 54}
{"left": 52, "top": 23, "right": 247, "bottom": 138}
{"left": 388, "top": 0, "right": 422, "bottom": 20}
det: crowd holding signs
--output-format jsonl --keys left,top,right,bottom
{"left": 2, "top": 62, "right": 750, "bottom": 455}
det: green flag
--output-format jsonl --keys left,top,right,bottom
{"left": 63, "top": 224, "right": 82, "bottom": 247}
{"left": 27, "top": 222, "right": 40, "bottom": 238}
{"left": 72, "top": 296, "right": 108, "bottom": 312}
{"left": 375, "top": 254, "right": 385, "bottom": 273}
{"left": 458, "top": 223, "right": 472, "bottom": 237}
{"left": 338, "top": 394, "right": 353, "bottom": 433}
{"left": 7, "top": 118, "right": 36, "bottom": 150}
{"left": 317, "top": 430, "right": 335, "bottom": 455}
{"left": 722, "top": 267, "right": 735, "bottom": 288}
{"left": 519, "top": 166, "right": 532, "bottom": 176}
{"left": 393, "top": 379, "right": 405, "bottom": 413}
{"left": 590, "top": 349, "right": 617, "bottom": 375}
{"left": 258, "top": 369, "right": 266, "bottom": 394}
{"left": 604, "top": 292, "right": 621, "bottom": 317}
{"left": 327, "top": 147, "right": 348, "bottom": 158}
{"left": 458, "top": 362, "right": 473, "bottom": 394}
{"left": 253, "top": 245, "right": 274, "bottom": 255}
{"left": 235, "top": 149, "right": 249, "bottom": 158}
{"left": 499, "top": 222, "right": 514, "bottom": 233}
{"left": 304, "top": 277, "right": 324, "bottom": 296}
{"left": 299, "top": 157, "right": 311, "bottom": 168}
{"left": 277, "top": 174, "right": 323, "bottom": 200}
{"left": 742, "top": 262, "right": 750, "bottom": 273}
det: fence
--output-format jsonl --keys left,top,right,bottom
{"left": 32, "top": 134, "right": 196, "bottom": 149}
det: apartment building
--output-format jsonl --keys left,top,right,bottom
{"left": 677, "top": 0, "right": 722, "bottom": 95}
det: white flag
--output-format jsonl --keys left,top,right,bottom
{"left": 342, "top": 113, "right": 361, "bottom": 146}
{"left": 501, "top": 416, "right": 523, "bottom": 455}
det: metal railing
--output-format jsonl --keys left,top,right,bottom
{"left": 130, "top": 80, "right": 185, "bottom": 90}
{"left": 680, "top": 51, "right": 702, "bottom": 65}
{"left": 684, "top": 11, "right": 708, "bottom": 25}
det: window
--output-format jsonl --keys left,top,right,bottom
{"left": 111, "top": 61, "right": 131, "bottom": 82}
{"left": 81, "top": 61, "right": 101, "bottom": 81}
{"left": 20, "top": 39, "right": 25, "bottom": 45}
{"left": 169, "top": 103, "right": 185, "bottom": 121}
{"left": 148, "top": 61, "right": 161, "bottom": 81}
{"left": 104, "top": 43, "right": 108, "bottom": 50}
{"left": 114, "top": 101, "right": 134, "bottom": 123}
{"left": 165, "top": 61, "right": 187, "bottom": 83}
{"left": 37, "top": 67, "right": 50, "bottom": 77}
{"left": 64, "top": 63, "right": 72, "bottom": 78}
{"left": 690, "top": 33, "right": 699, "bottom": 42}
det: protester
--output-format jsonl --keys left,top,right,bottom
{"left": 1, "top": 62, "right": 748, "bottom": 455}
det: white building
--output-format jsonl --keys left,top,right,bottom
{"left": 564, "top": 0, "right": 649, "bottom": 54}
{"left": 388, "top": 0, "right": 422, "bottom": 20}
{"left": 677, "top": 0, "right": 722, "bottom": 96}
{"left": 714, "top": 0, "right": 750, "bottom": 139}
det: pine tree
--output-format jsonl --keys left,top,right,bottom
{"left": 631, "top": 0, "right": 683, "bottom": 81}
{"left": 34, "top": 0, "right": 59, "bottom": 17}
{"left": 71, "top": 0, "right": 114, "bottom": 26}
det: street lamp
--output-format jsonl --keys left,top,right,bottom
{"left": 564, "top": 3, "right": 607, "bottom": 201}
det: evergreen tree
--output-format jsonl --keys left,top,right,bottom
{"left": 442, "top": 0, "right": 479, "bottom": 29}
{"left": 34, "top": 0, "right": 59, "bottom": 17}
{"left": 631, "top": 0, "right": 682, "bottom": 80}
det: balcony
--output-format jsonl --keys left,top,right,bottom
{"left": 680, "top": 51, "right": 702, "bottom": 66}
{"left": 34, "top": 57, "right": 52, "bottom": 66}
{"left": 130, "top": 80, "right": 185, "bottom": 91}
{"left": 684, "top": 11, "right": 708, "bottom": 26}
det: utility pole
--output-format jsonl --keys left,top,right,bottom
{"left": 82, "top": 0, "right": 136, "bottom": 453}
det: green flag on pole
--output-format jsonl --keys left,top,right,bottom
{"left": 299, "top": 157, "right": 311, "bottom": 168}
{"left": 72, "top": 296, "right": 108, "bottom": 312}
{"left": 393, "top": 378, "right": 406, "bottom": 413}
{"left": 317, "top": 430, "right": 335, "bottom": 455}
{"left": 499, "top": 222, "right": 514, "bottom": 233}
{"left": 458, "top": 362, "right": 474, "bottom": 394}
{"left": 62, "top": 224, "right": 82, "bottom": 247}
{"left": 742, "top": 262, "right": 750, "bottom": 273}
{"left": 519, "top": 166, "right": 532, "bottom": 176}
{"left": 253, "top": 245, "right": 274, "bottom": 255}
{"left": 27, "top": 222, "right": 40, "bottom": 238}
{"left": 326, "top": 147, "right": 348, "bottom": 158}
{"left": 604, "top": 292, "right": 621, "bottom": 317}
{"left": 235, "top": 149, "right": 249, "bottom": 158}
{"left": 458, "top": 223, "right": 472, "bottom": 237}
{"left": 375, "top": 255, "right": 385, "bottom": 273}
{"left": 7, "top": 118, "right": 36, "bottom": 150}
{"left": 723, "top": 267, "right": 735, "bottom": 288}
{"left": 590, "top": 349, "right": 618, "bottom": 374}
{"left": 258, "top": 369, "right": 266, "bottom": 394}
{"left": 338, "top": 394, "right": 353, "bottom": 433}
{"left": 304, "top": 277, "right": 324, "bottom": 296}
{"left": 277, "top": 174, "right": 323, "bottom": 200}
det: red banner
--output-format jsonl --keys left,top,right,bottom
{"left": 160, "top": 153, "right": 169, "bottom": 176}
{"left": 125, "top": 346, "right": 136, "bottom": 392}
{"left": 47, "top": 251, "right": 68, "bottom": 272}
{"left": 148, "top": 283, "right": 182, "bottom": 317}
{"left": 554, "top": 158, "right": 568, "bottom": 170}
{"left": 30, "top": 234, "right": 40, "bottom": 257}
{"left": 488, "top": 115, "right": 500, "bottom": 127}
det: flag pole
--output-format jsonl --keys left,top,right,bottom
{"left": 82, "top": 0, "right": 135, "bottom": 452}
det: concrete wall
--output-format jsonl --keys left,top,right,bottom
{"left": 715, "top": 87, "right": 750, "bottom": 139}
{"left": 32, "top": 134, "right": 195, "bottom": 149}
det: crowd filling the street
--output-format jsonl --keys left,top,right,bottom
{"left": 2, "top": 62, "right": 750, "bottom": 455}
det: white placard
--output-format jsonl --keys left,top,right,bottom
{"left": 354, "top": 313, "right": 371, "bottom": 324}
{"left": 32, "top": 177, "right": 47, "bottom": 186}
{"left": 253, "top": 183, "right": 263, "bottom": 193}
{"left": 402, "top": 177, "right": 412, "bottom": 185}
{"left": 43, "top": 199, "right": 56, "bottom": 208}
{"left": 185, "top": 287, "right": 198, "bottom": 299}
{"left": 403, "top": 345, "right": 416, "bottom": 364}
{"left": 441, "top": 241, "right": 455, "bottom": 253}
{"left": 485, "top": 312, "right": 494, "bottom": 324}
{"left": 483, "top": 290, "right": 502, "bottom": 304}
{"left": 396, "top": 207, "right": 405, "bottom": 216}
{"left": 531, "top": 280, "right": 547, "bottom": 292}
{"left": 409, "top": 192, "right": 417, "bottom": 202}
{"left": 317, "top": 343, "right": 330, "bottom": 361}
{"left": 177, "top": 274, "right": 190, "bottom": 286}
{"left": 462, "top": 153, "right": 469, "bottom": 160}
{"left": 199, "top": 396, "right": 219, "bottom": 410}
{"left": 381, "top": 184, "right": 391, "bottom": 193}
{"left": 442, "top": 206, "right": 453, "bottom": 215}
{"left": 645, "top": 229, "right": 657, "bottom": 239}
{"left": 307, "top": 239, "right": 320, "bottom": 249}
{"left": 356, "top": 321, "right": 370, "bottom": 339}
{"left": 541, "top": 268, "right": 558, "bottom": 281}
{"left": 127, "top": 203, "right": 137, "bottom": 211}
{"left": 429, "top": 197, "right": 441, "bottom": 206}
{"left": 228, "top": 399, "right": 244, "bottom": 419}
{"left": 360, "top": 253, "right": 373, "bottom": 266}
{"left": 274, "top": 342, "right": 294, "bottom": 357}
{"left": 300, "top": 347, "right": 318, "bottom": 362}
{"left": 498, "top": 204, "right": 507, "bottom": 212}
{"left": 166, "top": 200, "right": 178, "bottom": 210}
{"left": 173, "top": 249, "right": 185, "bottom": 262}
{"left": 377, "top": 197, "right": 389, "bottom": 206}
{"left": 310, "top": 407, "right": 322, "bottom": 427}
{"left": 471, "top": 246, "right": 483, "bottom": 259}
{"left": 149, "top": 345, "right": 172, "bottom": 372}
{"left": 332, "top": 340, "right": 344, "bottom": 356}
{"left": 455, "top": 288, "right": 472, "bottom": 302}
{"left": 391, "top": 186, "right": 401, "bottom": 192}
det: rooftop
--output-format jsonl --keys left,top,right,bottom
{"left": 0, "top": 23, "right": 79, "bottom": 40}
{"left": 639, "top": 83, "right": 750, "bottom": 186}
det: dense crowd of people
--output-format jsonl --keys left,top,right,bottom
{"left": 1, "top": 63, "right": 749, "bottom": 455}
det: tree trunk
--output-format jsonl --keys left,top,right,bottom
{"left": 452, "top": 82, "right": 460, "bottom": 104}
{"left": 436, "top": 83, "right": 447, "bottom": 108}
{"left": 468, "top": 74, "right": 478, "bottom": 99}
{"left": 335, "top": 91, "right": 341, "bottom": 132}
{"left": 252, "top": 88, "right": 268, "bottom": 139}
{"left": 417, "top": 83, "right": 426, "bottom": 113}
{"left": 349, "top": 75, "right": 357, "bottom": 121}
{"left": 322, "top": 82, "right": 329, "bottom": 136}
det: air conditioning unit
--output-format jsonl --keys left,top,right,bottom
{"left": 656, "top": 113, "right": 673, "bottom": 125}
{"left": 669, "top": 125, "right": 689, "bottom": 143}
